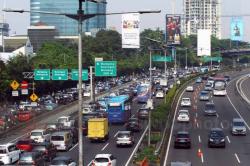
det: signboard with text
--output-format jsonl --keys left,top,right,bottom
{"left": 152, "top": 55, "right": 173, "bottom": 62}
{"left": 34, "top": 69, "right": 50, "bottom": 80}
{"left": 52, "top": 69, "right": 68, "bottom": 81}
{"left": 95, "top": 61, "right": 117, "bottom": 77}
{"left": 71, "top": 69, "right": 88, "bottom": 81}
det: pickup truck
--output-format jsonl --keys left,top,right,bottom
{"left": 88, "top": 118, "right": 109, "bottom": 142}
{"left": 30, "top": 129, "right": 50, "bottom": 143}
{"left": 57, "top": 116, "right": 75, "bottom": 127}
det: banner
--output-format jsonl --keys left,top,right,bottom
{"left": 122, "top": 13, "right": 140, "bottom": 48}
{"left": 166, "top": 15, "right": 181, "bottom": 44}
{"left": 197, "top": 29, "right": 211, "bottom": 56}
{"left": 231, "top": 17, "right": 243, "bottom": 41}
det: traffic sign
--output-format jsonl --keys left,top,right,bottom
{"left": 152, "top": 55, "right": 172, "bottom": 62}
{"left": 10, "top": 80, "right": 20, "bottom": 90}
{"left": 52, "top": 69, "right": 68, "bottom": 80}
{"left": 21, "top": 80, "right": 28, "bottom": 89}
{"left": 34, "top": 69, "right": 50, "bottom": 80}
{"left": 30, "top": 93, "right": 38, "bottom": 102}
{"left": 12, "top": 91, "right": 19, "bottom": 97}
{"left": 71, "top": 69, "right": 88, "bottom": 81}
{"left": 95, "top": 57, "right": 103, "bottom": 62}
{"left": 202, "top": 56, "right": 223, "bottom": 63}
{"left": 95, "top": 61, "right": 117, "bottom": 77}
{"left": 21, "top": 89, "right": 29, "bottom": 95}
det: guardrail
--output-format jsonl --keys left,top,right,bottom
{"left": 236, "top": 75, "right": 250, "bottom": 104}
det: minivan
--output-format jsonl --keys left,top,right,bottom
{"left": 50, "top": 131, "right": 73, "bottom": 151}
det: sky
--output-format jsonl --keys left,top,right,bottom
{"left": 0, "top": 0, "right": 250, "bottom": 41}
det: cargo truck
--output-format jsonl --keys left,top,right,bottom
{"left": 88, "top": 118, "right": 109, "bottom": 142}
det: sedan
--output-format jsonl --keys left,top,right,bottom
{"left": 231, "top": 118, "right": 247, "bottom": 135}
{"left": 177, "top": 110, "right": 190, "bottom": 122}
{"left": 208, "top": 128, "right": 225, "bottom": 148}
{"left": 204, "top": 82, "right": 213, "bottom": 91}
{"left": 196, "top": 77, "right": 202, "bottom": 83}
{"left": 137, "top": 108, "right": 149, "bottom": 120}
{"left": 16, "top": 139, "right": 36, "bottom": 152}
{"left": 125, "top": 118, "right": 141, "bottom": 132}
{"left": 181, "top": 98, "right": 191, "bottom": 107}
{"left": 116, "top": 131, "right": 134, "bottom": 147}
{"left": 186, "top": 85, "right": 194, "bottom": 92}
{"left": 174, "top": 131, "right": 191, "bottom": 148}
{"left": 204, "top": 102, "right": 216, "bottom": 116}
{"left": 91, "top": 154, "right": 117, "bottom": 166}
{"left": 50, "top": 156, "right": 76, "bottom": 166}
{"left": 155, "top": 90, "right": 164, "bottom": 98}
{"left": 199, "top": 91, "right": 210, "bottom": 101}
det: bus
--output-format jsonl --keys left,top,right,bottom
{"left": 107, "top": 95, "right": 131, "bottom": 123}
{"left": 213, "top": 77, "right": 227, "bottom": 96}
{"left": 137, "top": 83, "right": 150, "bottom": 103}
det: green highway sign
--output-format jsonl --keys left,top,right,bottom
{"left": 152, "top": 55, "right": 173, "bottom": 62}
{"left": 202, "top": 56, "right": 223, "bottom": 63}
{"left": 52, "top": 69, "right": 68, "bottom": 80}
{"left": 34, "top": 69, "right": 50, "bottom": 80}
{"left": 71, "top": 69, "right": 88, "bottom": 81}
{"left": 95, "top": 61, "right": 117, "bottom": 77}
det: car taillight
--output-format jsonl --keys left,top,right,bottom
{"left": 32, "top": 161, "right": 36, "bottom": 165}
{"left": 108, "top": 162, "right": 112, "bottom": 166}
{"left": 91, "top": 161, "right": 96, "bottom": 166}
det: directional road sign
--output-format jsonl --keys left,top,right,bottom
{"left": 10, "top": 80, "right": 19, "bottom": 90}
{"left": 71, "top": 69, "right": 88, "bottom": 81}
{"left": 34, "top": 69, "right": 50, "bottom": 80}
{"left": 52, "top": 69, "right": 68, "bottom": 80}
{"left": 95, "top": 61, "right": 117, "bottom": 77}
{"left": 30, "top": 93, "right": 38, "bottom": 102}
{"left": 202, "top": 56, "right": 223, "bottom": 63}
{"left": 152, "top": 55, "right": 173, "bottom": 62}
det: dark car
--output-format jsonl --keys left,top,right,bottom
{"left": 16, "top": 139, "right": 36, "bottom": 152}
{"left": 50, "top": 156, "right": 76, "bottom": 166}
{"left": 174, "top": 131, "right": 191, "bottom": 148}
{"left": 137, "top": 108, "right": 149, "bottom": 120}
{"left": 125, "top": 118, "right": 141, "bottom": 132}
{"left": 32, "top": 142, "right": 57, "bottom": 161}
{"left": 208, "top": 128, "right": 225, "bottom": 148}
{"left": 18, "top": 151, "right": 45, "bottom": 166}
{"left": 204, "top": 102, "right": 216, "bottom": 116}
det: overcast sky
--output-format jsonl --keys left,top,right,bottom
{"left": 0, "top": 0, "right": 250, "bottom": 41}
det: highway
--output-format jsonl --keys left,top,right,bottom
{"left": 164, "top": 69, "right": 250, "bottom": 166}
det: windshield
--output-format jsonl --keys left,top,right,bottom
{"left": 205, "top": 104, "right": 215, "bottom": 110}
{"left": 51, "top": 136, "right": 64, "bottom": 141}
{"left": 31, "top": 132, "right": 42, "bottom": 136}
{"left": 95, "top": 158, "right": 109, "bottom": 162}
{"left": 214, "top": 81, "right": 226, "bottom": 90}
{"left": 233, "top": 121, "right": 245, "bottom": 126}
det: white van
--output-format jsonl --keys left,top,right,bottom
{"left": 50, "top": 131, "right": 73, "bottom": 151}
{"left": 0, "top": 143, "right": 21, "bottom": 165}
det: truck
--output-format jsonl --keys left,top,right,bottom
{"left": 57, "top": 116, "right": 75, "bottom": 128}
{"left": 87, "top": 118, "right": 109, "bottom": 142}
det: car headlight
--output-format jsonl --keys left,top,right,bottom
{"left": 221, "top": 139, "right": 225, "bottom": 142}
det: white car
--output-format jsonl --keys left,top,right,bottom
{"left": 30, "top": 129, "right": 50, "bottom": 143}
{"left": 156, "top": 90, "right": 164, "bottom": 98}
{"left": 91, "top": 154, "right": 117, "bottom": 166}
{"left": 177, "top": 110, "right": 190, "bottom": 122}
{"left": 186, "top": 85, "right": 194, "bottom": 92}
{"left": 0, "top": 143, "right": 21, "bottom": 165}
{"left": 181, "top": 98, "right": 191, "bottom": 107}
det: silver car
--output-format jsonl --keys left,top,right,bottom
{"left": 204, "top": 102, "right": 216, "bottom": 116}
{"left": 116, "top": 131, "right": 134, "bottom": 147}
{"left": 231, "top": 118, "right": 247, "bottom": 135}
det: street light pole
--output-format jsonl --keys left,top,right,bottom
{"left": 185, "top": 48, "right": 188, "bottom": 70}
{"left": 164, "top": 48, "right": 167, "bottom": 79}
{"left": 148, "top": 47, "right": 152, "bottom": 146}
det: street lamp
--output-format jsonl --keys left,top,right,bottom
{"left": 3, "top": 3, "right": 160, "bottom": 165}
{"left": 185, "top": 48, "right": 188, "bottom": 70}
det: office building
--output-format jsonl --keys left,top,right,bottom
{"left": 30, "top": 0, "right": 106, "bottom": 36}
{"left": 184, "top": 0, "right": 221, "bottom": 39}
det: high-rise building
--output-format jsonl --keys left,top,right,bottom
{"left": 30, "top": 0, "right": 106, "bottom": 36}
{"left": 184, "top": 0, "right": 221, "bottom": 39}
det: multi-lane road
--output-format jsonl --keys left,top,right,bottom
{"left": 164, "top": 69, "right": 250, "bottom": 166}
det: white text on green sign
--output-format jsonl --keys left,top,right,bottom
{"left": 34, "top": 69, "right": 50, "bottom": 80}
{"left": 52, "top": 69, "right": 68, "bottom": 80}
{"left": 95, "top": 61, "right": 117, "bottom": 77}
{"left": 71, "top": 69, "right": 88, "bottom": 81}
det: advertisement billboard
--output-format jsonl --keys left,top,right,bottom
{"left": 231, "top": 17, "right": 243, "bottom": 41}
{"left": 122, "top": 13, "right": 140, "bottom": 48}
{"left": 166, "top": 15, "right": 181, "bottom": 44}
{"left": 197, "top": 29, "right": 211, "bottom": 57}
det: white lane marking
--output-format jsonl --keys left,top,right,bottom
{"left": 69, "top": 143, "right": 79, "bottom": 151}
{"left": 201, "top": 153, "right": 204, "bottom": 163}
{"left": 196, "top": 113, "right": 198, "bottom": 118}
{"left": 220, "top": 122, "right": 224, "bottom": 129}
{"left": 234, "top": 153, "right": 241, "bottom": 163}
{"left": 163, "top": 89, "right": 186, "bottom": 166}
{"left": 196, "top": 122, "right": 199, "bottom": 128}
{"left": 226, "top": 136, "right": 231, "bottom": 144}
{"left": 198, "top": 135, "right": 201, "bottom": 143}
{"left": 131, "top": 114, "right": 135, "bottom": 118}
{"left": 114, "top": 131, "right": 119, "bottom": 138}
{"left": 101, "top": 143, "right": 109, "bottom": 151}
{"left": 216, "top": 113, "right": 219, "bottom": 118}
{"left": 11, "top": 133, "right": 29, "bottom": 143}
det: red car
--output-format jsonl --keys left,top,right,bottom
{"left": 16, "top": 139, "right": 36, "bottom": 152}
{"left": 18, "top": 111, "right": 33, "bottom": 122}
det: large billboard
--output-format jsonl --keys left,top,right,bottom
{"left": 197, "top": 29, "right": 211, "bottom": 56}
{"left": 166, "top": 15, "right": 181, "bottom": 44}
{"left": 231, "top": 17, "right": 243, "bottom": 41}
{"left": 122, "top": 13, "right": 140, "bottom": 48}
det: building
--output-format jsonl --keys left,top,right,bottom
{"left": 30, "top": 0, "right": 106, "bottom": 36}
{"left": 184, "top": 0, "right": 221, "bottom": 39}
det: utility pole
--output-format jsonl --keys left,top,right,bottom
{"left": 90, "top": 66, "right": 94, "bottom": 102}
{"left": 185, "top": 48, "right": 188, "bottom": 70}
{"left": 148, "top": 47, "right": 152, "bottom": 146}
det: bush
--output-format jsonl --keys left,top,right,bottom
{"left": 135, "top": 146, "right": 158, "bottom": 162}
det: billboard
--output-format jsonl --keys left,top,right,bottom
{"left": 122, "top": 13, "right": 140, "bottom": 48}
{"left": 166, "top": 15, "right": 181, "bottom": 44}
{"left": 197, "top": 29, "right": 211, "bottom": 57}
{"left": 231, "top": 17, "right": 243, "bottom": 41}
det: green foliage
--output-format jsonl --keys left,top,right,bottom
{"left": 136, "top": 146, "right": 158, "bottom": 162}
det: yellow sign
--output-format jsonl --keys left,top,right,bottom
{"left": 30, "top": 93, "right": 38, "bottom": 102}
{"left": 10, "top": 80, "right": 20, "bottom": 90}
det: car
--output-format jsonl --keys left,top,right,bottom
{"left": 199, "top": 91, "right": 210, "bottom": 101}
{"left": 0, "top": 143, "right": 21, "bottom": 165}
{"left": 18, "top": 151, "right": 45, "bottom": 166}
{"left": 204, "top": 102, "right": 216, "bottom": 116}
{"left": 32, "top": 142, "right": 57, "bottom": 161}
{"left": 180, "top": 98, "right": 191, "bottom": 107}
{"left": 16, "top": 139, "right": 36, "bottom": 152}
{"left": 50, "top": 156, "right": 77, "bottom": 166}
{"left": 174, "top": 131, "right": 191, "bottom": 148}
{"left": 116, "top": 131, "right": 134, "bottom": 147}
{"left": 171, "top": 161, "right": 192, "bottom": 166}
{"left": 91, "top": 154, "right": 117, "bottom": 166}
{"left": 50, "top": 131, "right": 73, "bottom": 151}
{"left": 208, "top": 128, "right": 225, "bottom": 148}
{"left": 186, "top": 85, "right": 194, "bottom": 92}
{"left": 177, "top": 110, "right": 190, "bottom": 122}
{"left": 204, "top": 82, "right": 213, "bottom": 91}
{"left": 195, "top": 77, "right": 202, "bottom": 83}
{"left": 155, "top": 90, "right": 164, "bottom": 98}
{"left": 30, "top": 129, "right": 50, "bottom": 143}
{"left": 231, "top": 118, "right": 247, "bottom": 135}
{"left": 137, "top": 107, "right": 149, "bottom": 120}
{"left": 125, "top": 118, "right": 141, "bottom": 132}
